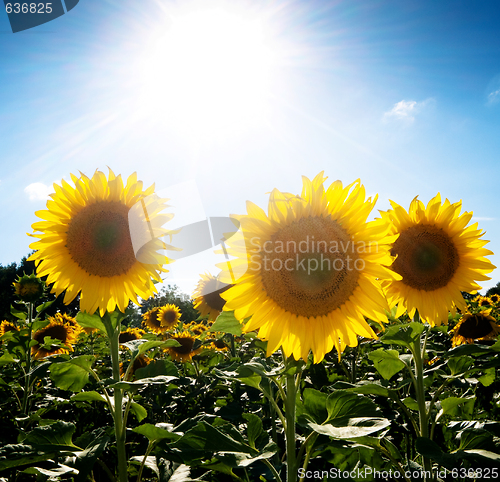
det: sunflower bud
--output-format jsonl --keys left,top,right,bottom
{"left": 13, "top": 273, "right": 45, "bottom": 303}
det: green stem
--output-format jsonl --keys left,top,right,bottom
{"left": 262, "top": 458, "right": 283, "bottom": 482}
{"left": 297, "top": 432, "right": 318, "bottom": 482}
{"left": 109, "top": 321, "right": 128, "bottom": 482}
{"left": 285, "top": 368, "right": 297, "bottom": 482}
{"left": 412, "top": 329, "right": 432, "bottom": 481}
{"left": 136, "top": 440, "right": 155, "bottom": 482}
{"left": 21, "top": 302, "right": 34, "bottom": 414}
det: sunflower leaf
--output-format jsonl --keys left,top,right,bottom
{"left": 368, "top": 348, "right": 406, "bottom": 380}
{"left": 210, "top": 311, "right": 243, "bottom": 336}
{"left": 129, "top": 402, "right": 148, "bottom": 422}
{"left": 76, "top": 312, "right": 107, "bottom": 335}
{"left": 380, "top": 322, "right": 425, "bottom": 348}
{"left": 307, "top": 417, "right": 391, "bottom": 439}
{"left": 71, "top": 391, "right": 108, "bottom": 403}
{"left": 133, "top": 423, "right": 181, "bottom": 442}
{"left": 49, "top": 355, "right": 95, "bottom": 392}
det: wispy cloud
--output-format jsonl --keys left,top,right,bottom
{"left": 487, "top": 89, "right": 500, "bottom": 105}
{"left": 472, "top": 216, "right": 496, "bottom": 222}
{"left": 24, "top": 182, "right": 52, "bottom": 201}
{"left": 382, "top": 99, "right": 433, "bottom": 124}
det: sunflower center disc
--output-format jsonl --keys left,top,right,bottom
{"left": 258, "top": 216, "right": 360, "bottom": 317}
{"left": 66, "top": 202, "right": 137, "bottom": 277}
{"left": 391, "top": 224, "right": 459, "bottom": 291}
{"left": 458, "top": 315, "right": 494, "bottom": 339}
{"left": 162, "top": 310, "right": 178, "bottom": 324}
{"left": 172, "top": 337, "right": 194, "bottom": 354}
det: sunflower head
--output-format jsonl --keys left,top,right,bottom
{"left": 217, "top": 172, "right": 399, "bottom": 363}
{"left": 192, "top": 273, "right": 233, "bottom": 321}
{"left": 451, "top": 311, "right": 500, "bottom": 347}
{"left": 165, "top": 332, "right": 202, "bottom": 362}
{"left": 157, "top": 304, "right": 182, "bottom": 330}
{"left": 210, "top": 338, "right": 229, "bottom": 351}
{"left": 28, "top": 169, "right": 175, "bottom": 316}
{"left": 119, "top": 327, "right": 146, "bottom": 344}
{"left": 13, "top": 273, "right": 45, "bottom": 303}
{"left": 0, "top": 320, "right": 19, "bottom": 336}
{"left": 490, "top": 294, "right": 500, "bottom": 304}
{"left": 120, "top": 354, "right": 151, "bottom": 379}
{"left": 379, "top": 194, "right": 496, "bottom": 326}
{"left": 31, "top": 320, "right": 79, "bottom": 359}
{"left": 141, "top": 307, "right": 164, "bottom": 333}
{"left": 474, "top": 295, "right": 492, "bottom": 308}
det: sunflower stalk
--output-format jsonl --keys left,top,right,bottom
{"left": 21, "top": 301, "right": 34, "bottom": 415}
{"left": 410, "top": 323, "right": 433, "bottom": 481}
{"left": 106, "top": 315, "right": 129, "bottom": 482}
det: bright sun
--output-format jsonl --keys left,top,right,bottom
{"left": 137, "top": 3, "right": 279, "bottom": 142}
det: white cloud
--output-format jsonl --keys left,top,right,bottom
{"left": 487, "top": 89, "right": 500, "bottom": 105}
{"left": 472, "top": 216, "right": 495, "bottom": 222}
{"left": 382, "top": 98, "right": 433, "bottom": 124}
{"left": 24, "top": 182, "right": 52, "bottom": 201}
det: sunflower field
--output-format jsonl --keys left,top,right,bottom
{"left": 1, "top": 170, "right": 500, "bottom": 482}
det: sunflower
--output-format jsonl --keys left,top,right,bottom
{"left": 157, "top": 304, "right": 181, "bottom": 330}
{"left": 0, "top": 320, "right": 19, "bottom": 336}
{"left": 119, "top": 327, "right": 145, "bottom": 344}
{"left": 192, "top": 273, "right": 233, "bottom": 321}
{"left": 450, "top": 311, "right": 500, "bottom": 347}
{"left": 31, "top": 320, "right": 79, "bottom": 359}
{"left": 28, "top": 169, "right": 174, "bottom": 316}
{"left": 217, "top": 172, "right": 399, "bottom": 363}
{"left": 490, "top": 294, "right": 500, "bottom": 304}
{"left": 165, "top": 332, "right": 202, "bottom": 362}
{"left": 142, "top": 307, "right": 164, "bottom": 333}
{"left": 120, "top": 354, "right": 151, "bottom": 379}
{"left": 210, "top": 338, "right": 229, "bottom": 351}
{"left": 379, "top": 194, "right": 496, "bottom": 326}
{"left": 188, "top": 322, "right": 209, "bottom": 336}
{"left": 51, "top": 312, "right": 82, "bottom": 335}
{"left": 474, "top": 295, "right": 492, "bottom": 308}
{"left": 12, "top": 273, "right": 45, "bottom": 303}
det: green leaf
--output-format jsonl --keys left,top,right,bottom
{"left": 298, "top": 388, "right": 328, "bottom": 424}
{"left": 102, "top": 309, "right": 128, "bottom": 330}
{"left": 133, "top": 423, "right": 181, "bottom": 442}
{"left": 35, "top": 300, "right": 55, "bottom": 315}
{"left": 478, "top": 367, "right": 496, "bottom": 387}
{"left": 209, "top": 311, "right": 243, "bottom": 336}
{"left": 403, "top": 397, "right": 419, "bottom": 411}
{"left": 380, "top": 322, "right": 424, "bottom": 348}
{"left": 22, "top": 465, "right": 77, "bottom": 478}
{"left": 0, "top": 444, "right": 57, "bottom": 470}
{"left": 136, "top": 359, "right": 179, "bottom": 379}
{"left": 76, "top": 312, "right": 107, "bottom": 335}
{"left": 344, "top": 382, "right": 391, "bottom": 398}
{"left": 447, "top": 356, "right": 474, "bottom": 376}
{"left": 71, "top": 391, "right": 107, "bottom": 403}
{"left": 49, "top": 355, "right": 95, "bottom": 392}
{"left": 10, "top": 304, "right": 27, "bottom": 321}
{"left": 172, "top": 421, "right": 257, "bottom": 456}
{"left": 242, "top": 413, "right": 263, "bottom": 449}
{"left": 441, "top": 396, "right": 475, "bottom": 418}
{"left": 0, "top": 352, "right": 18, "bottom": 366}
{"left": 416, "top": 437, "right": 457, "bottom": 470}
{"left": 368, "top": 349, "right": 406, "bottom": 380}
{"left": 73, "top": 433, "right": 110, "bottom": 482}
{"left": 445, "top": 344, "right": 493, "bottom": 358}
{"left": 308, "top": 418, "right": 391, "bottom": 439}
{"left": 326, "top": 391, "right": 380, "bottom": 422}
{"left": 458, "top": 429, "right": 493, "bottom": 451}
{"left": 129, "top": 402, "right": 148, "bottom": 422}
{"left": 108, "top": 375, "right": 178, "bottom": 390}
{"left": 24, "top": 421, "right": 80, "bottom": 451}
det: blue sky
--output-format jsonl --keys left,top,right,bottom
{"left": 1, "top": 0, "right": 499, "bottom": 295}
